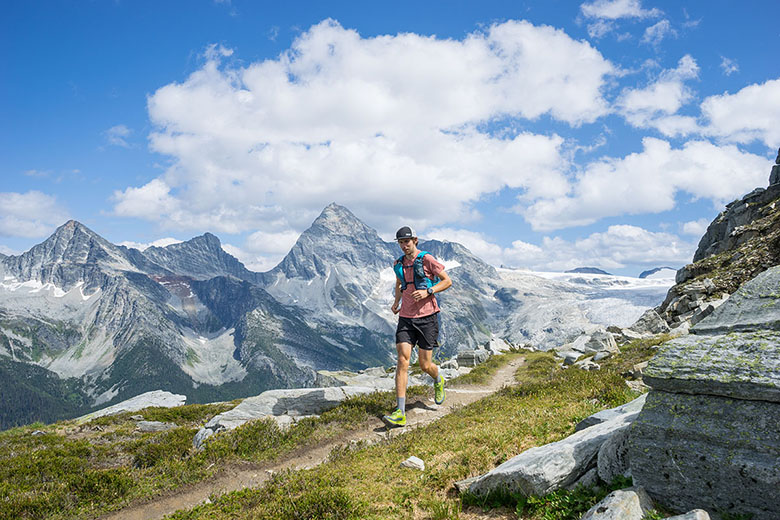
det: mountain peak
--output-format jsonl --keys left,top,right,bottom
{"left": 176, "top": 232, "right": 221, "bottom": 250}
{"left": 141, "top": 232, "right": 257, "bottom": 282}
{"left": 311, "top": 203, "right": 371, "bottom": 236}
{"left": 54, "top": 219, "right": 101, "bottom": 239}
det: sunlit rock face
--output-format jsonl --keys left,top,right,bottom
{"left": 630, "top": 266, "right": 780, "bottom": 520}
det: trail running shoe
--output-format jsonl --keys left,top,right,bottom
{"left": 434, "top": 377, "right": 445, "bottom": 405}
{"left": 382, "top": 408, "right": 406, "bottom": 427}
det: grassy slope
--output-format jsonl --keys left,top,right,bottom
{"left": 0, "top": 339, "right": 665, "bottom": 520}
{"left": 169, "top": 341, "right": 664, "bottom": 520}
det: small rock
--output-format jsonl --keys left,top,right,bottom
{"left": 625, "top": 380, "right": 649, "bottom": 393}
{"left": 561, "top": 352, "right": 580, "bottom": 366}
{"left": 441, "top": 358, "right": 459, "bottom": 370}
{"left": 400, "top": 456, "right": 425, "bottom": 471}
{"left": 580, "top": 486, "right": 654, "bottom": 520}
{"left": 631, "top": 361, "right": 649, "bottom": 378}
{"left": 130, "top": 414, "right": 144, "bottom": 421}
{"left": 193, "top": 427, "right": 215, "bottom": 449}
{"left": 136, "top": 420, "right": 176, "bottom": 433}
{"left": 593, "top": 351, "right": 612, "bottom": 362}
{"left": 574, "top": 358, "right": 601, "bottom": 371}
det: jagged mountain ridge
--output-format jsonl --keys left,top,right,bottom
{"left": 143, "top": 233, "right": 261, "bottom": 283}
{"left": 0, "top": 219, "right": 388, "bottom": 429}
{"left": 0, "top": 204, "right": 672, "bottom": 429}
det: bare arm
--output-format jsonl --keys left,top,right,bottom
{"left": 391, "top": 278, "right": 402, "bottom": 314}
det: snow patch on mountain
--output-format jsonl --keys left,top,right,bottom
{"left": 46, "top": 329, "right": 115, "bottom": 378}
{"left": 179, "top": 328, "right": 247, "bottom": 385}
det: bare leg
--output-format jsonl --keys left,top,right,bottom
{"left": 395, "top": 342, "right": 412, "bottom": 399}
{"left": 418, "top": 348, "right": 439, "bottom": 381}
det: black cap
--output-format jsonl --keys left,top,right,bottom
{"left": 395, "top": 226, "right": 416, "bottom": 240}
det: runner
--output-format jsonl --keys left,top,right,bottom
{"left": 383, "top": 226, "right": 452, "bottom": 427}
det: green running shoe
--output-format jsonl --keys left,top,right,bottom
{"left": 434, "top": 377, "right": 445, "bottom": 405}
{"left": 382, "top": 408, "right": 406, "bottom": 427}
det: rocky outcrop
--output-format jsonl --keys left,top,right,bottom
{"left": 769, "top": 147, "right": 780, "bottom": 186}
{"left": 627, "top": 309, "right": 669, "bottom": 336}
{"left": 658, "top": 173, "right": 780, "bottom": 326}
{"left": 555, "top": 327, "right": 620, "bottom": 368}
{"left": 194, "top": 386, "right": 378, "bottom": 449}
{"left": 629, "top": 265, "right": 780, "bottom": 520}
{"left": 77, "top": 390, "right": 186, "bottom": 422}
{"left": 467, "top": 400, "right": 642, "bottom": 498}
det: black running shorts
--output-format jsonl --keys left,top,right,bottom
{"left": 395, "top": 313, "right": 439, "bottom": 350}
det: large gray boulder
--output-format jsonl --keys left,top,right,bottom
{"left": 597, "top": 425, "right": 632, "bottom": 483}
{"left": 575, "top": 393, "right": 647, "bottom": 432}
{"left": 77, "top": 390, "right": 186, "bottom": 422}
{"left": 630, "top": 391, "right": 780, "bottom": 519}
{"left": 641, "top": 329, "right": 780, "bottom": 401}
{"left": 457, "top": 348, "right": 491, "bottom": 367}
{"left": 194, "top": 386, "right": 377, "bottom": 448}
{"left": 629, "top": 264, "right": 780, "bottom": 520}
{"left": 468, "top": 408, "right": 640, "bottom": 497}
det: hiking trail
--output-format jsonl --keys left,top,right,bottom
{"left": 100, "top": 357, "right": 524, "bottom": 520}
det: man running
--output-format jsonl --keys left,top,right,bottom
{"left": 383, "top": 226, "right": 452, "bottom": 427}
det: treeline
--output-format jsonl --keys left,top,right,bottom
{"left": 0, "top": 357, "right": 90, "bottom": 430}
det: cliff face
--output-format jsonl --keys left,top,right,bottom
{"left": 630, "top": 265, "right": 780, "bottom": 520}
{"left": 658, "top": 178, "right": 780, "bottom": 327}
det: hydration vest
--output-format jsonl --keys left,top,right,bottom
{"left": 393, "top": 251, "right": 439, "bottom": 292}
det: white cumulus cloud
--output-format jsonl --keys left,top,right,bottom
{"left": 616, "top": 54, "right": 700, "bottom": 136}
{"left": 118, "top": 237, "right": 183, "bottom": 251}
{"left": 681, "top": 218, "right": 710, "bottom": 237}
{"left": 105, "top": 124, "right": 133, "bottom": 147}
{"left": 429, "top": 224, "right": 694, "bottom": 273}
{"left": 700, "top": 78, "right": 780, "bottom": 147}
{"left": 580, "top": 0, "right": 661, "bottom": 38}
{"left": 113, "top": 19, "right": 615, "bottom": 240}
{"left": 0, "top": 191, "right": 70, "bottom": 238}
{"left": 720, "top": 56, "right": 739, "bottom": 76}
{"left": 522, "top": 138, "right": 768, "bottom": 231}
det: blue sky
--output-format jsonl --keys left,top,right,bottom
{"left": 2, "top": 0, "right": 779, "bottom": 276}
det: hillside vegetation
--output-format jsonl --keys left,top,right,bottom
{"left": 0, "top": 339, "right": 666, "bottom": 519}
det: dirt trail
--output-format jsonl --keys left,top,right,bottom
{"left": 101, "top": 358, "right": 524, "bottom": 520}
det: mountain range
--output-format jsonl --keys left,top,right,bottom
{"left": 0, "top": 203, "right": 672, "bottom": 429}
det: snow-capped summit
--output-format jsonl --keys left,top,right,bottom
{"left": 1, "top": 220, "right": 161, "bottom": 290}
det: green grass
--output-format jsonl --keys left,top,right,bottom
{"left": 0, "top": 339, "right": 666, "bottom": 520}
{"left": 0, "top": 384, "right": 427, "bottom": 519}
{"left": 448, "top": 350, "right": 525, "bottom": 385}
{"left": 166, "top": 344, "right": 659, "bottom": 520}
